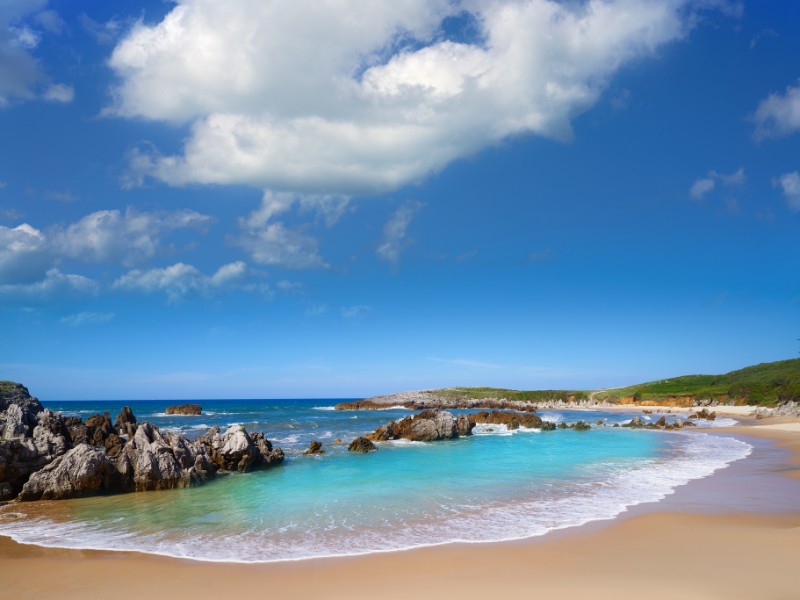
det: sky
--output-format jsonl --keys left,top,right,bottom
{"left": 1, "top": 0, "right": 799, "bottom": 400}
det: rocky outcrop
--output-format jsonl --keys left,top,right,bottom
{"left": 367, "top": 410, "right": 474, "bottom": 443}
{"left": 116, "top": 406, "right": 137, "bottom": 437}
{"left": 470, "top": 410, "right": 546, "bottom": 430}
{"left": 165, "top": 404, "right": 202, "bottom": 415}
{"left": 336, "top": 391, "right": 540, "bottom": 412}
{"left": 348, "top": 437, "right": 377, "bottom": 453}
{"left": 197, "top": 425, "right": 284, "bottom": 473}
{"left": 304, "top": 440, "right": 325, "bottom": 455}
{"left": 571, "top": 421, "right": 591, "bottom": 431}
{"left": 688, "top": 409, "right": 716, "bottom": 421}
{"left": 18, "top": 444, "right": 119, "bottom": 501}
{"left": 623, "top": 416, "right": 646, "bottom": 429}
{"left": 0, "top": 382, "right": 283, "bottom": 502}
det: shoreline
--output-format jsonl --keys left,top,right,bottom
{"left": 1, "top": 418, "right": 799, "bottom": 599}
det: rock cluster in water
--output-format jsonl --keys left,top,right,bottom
{"left": 0, "top": 383, "right": 283, "bottom": 502}
{"left": 366, "top": 409, "right": 475, "bottom": 442}
{"left": 165, "top": 403, "right": 202, "bottom": 415}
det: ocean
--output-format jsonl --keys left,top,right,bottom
{"left": 0, "top": 399, "right": 751, "bottom": 562}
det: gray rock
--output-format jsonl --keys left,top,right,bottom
{"left": 18, "top": 444, "right": 118, "bottom": 501}
{"left": 198, "top": 425, "right": 283, "bottom": 472}
{"left": 366, "top": 410, "right": 467, "bottom": 442}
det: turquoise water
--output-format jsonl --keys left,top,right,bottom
{"left": 0, "top": 400, "right": 751, "bottom": 562}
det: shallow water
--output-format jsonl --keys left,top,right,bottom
{"left": 0, "top": 400, "right": 752, "bottom": 562}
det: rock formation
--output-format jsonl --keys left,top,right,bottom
{"left": 366, "top": 409, "right": 474, "bottom": 442}
{"left": 688, "top": 409, "right": 716, "bottom": 421}
{"left": 348, "top": 437, "right": 377, "bottom": 453}
{"left": 165, "top": 404, "right": 202, "bottom": 415}
{"left": 470, "top": 410, "right": 546, "bottom": 430}
{"left": 0, "top": 381, "right": 283, "bottom": 502}
{"left": 197, "top": 425, "right": 284, "bottom": 473}
{"left": 304, "top": 440, "right": 325, "bottom": 455}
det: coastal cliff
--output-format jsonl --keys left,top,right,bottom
{"left": 0, "top": 382, "right": 283, "bottom": 502}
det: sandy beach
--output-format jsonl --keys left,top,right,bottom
{"left": 1, "top": 417, "right": 798, "bottom": 600}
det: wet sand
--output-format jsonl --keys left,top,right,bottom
{"left": 1, "top": 418, "right": 798, "bottom": 600}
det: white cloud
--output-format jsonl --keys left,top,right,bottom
{"left": 54, "top": 206, "right": 213, "bottom": 265}
{"left": 1, "top": 207, "right": 215, "bottom": 286}
{"left": 689, "top": 167, "right": 745, "bottom": 200}
{"left": 113, "top": 261, "right": 269, "bottom": 302}
{"left": 753, "top": 81, "right": 800, "bottom": 140}
{"left": 775, "top": 171, "right": 800, "bottom": 211}
{"left": 79, "top": 14, "right": 124, "bottom": 44}
{"left": 233, "top": 192, "right": 329, "bottom": 269}
{"left": 43, "top": 83, "right": 74, "bottom": 103}
{"left": 59, "top": 311, "right": 115, "bottom": 327}
{"left": 689, "top": 177, "right": 715, "bottom": 199}
{"left": 109, "top": 0, "right": 731, "bottom": 196}
{"left": 341, "top": 305, "right": 372, "bottom": 319}
{"left": 0, "top": 223, "right": 50, "bottom": 283}
{"left": 0, "top": 268, "right": 98, "bottom": 299}
{"left": 377, "top": 200, "right": 423, "bottom": 263}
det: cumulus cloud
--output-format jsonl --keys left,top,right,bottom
{"left": 0, "top": 268, "right": 98, "bottom": 300}
{"left": 689, "top": 167, "right": 745, "bottom": 200}
{"left": 59, "top": 311, "right": 115, "bottom": 327}
{"left": 0, "top": 207, "right": 215, "bottom": 287}
{"left": 753, "top": 81, "right": 800, "bottom": 140}
{"left": 232, "top": 192, "right": 329, "bottom": 269}
{"left": 0, "top": 223, "right": 50, "bottom": 283}
{"left": 774, "top": 171, "right": 800, "bottom": 211}
{"left": 377, "top": 200, "right": 423, "bottom": 263}
{"left": 54, "top": 206, "right": 213, "bottom": 265}
{"left": 43, "top": 83, "right": 74, "bottom": 103}
{"left": 108, "top": 0, "right": 732, "bottom": 196}
{"left": 113, "top": 261, "right": 266, "bottom": 303}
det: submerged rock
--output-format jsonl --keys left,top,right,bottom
{"left": 165, "top": 404, "right": 202, "bottom": 415}
{"left": 623, "top": 416, "right": 646, "bottom": 429}
{"left": 304, "top": 440, "right": 325, "bottom": 455}
{"left": 348, "top": 437, "right": 377, "bottom": 453}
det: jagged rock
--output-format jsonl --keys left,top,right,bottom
{"left": 116, "top": 406, "right": 137, "bottom": 438}
{"left": 455, "top": 414, "right": 473, "bottom": 436}
{"left": 0, "top": 383, "right": 43, "bottom": 439}
{"left": 85, "top": 412, "right": 116, "bottom": 447}
{"left": 571, "top": 421, "right": 591, "bottom": 431}
{"left": 122, "top": 423, "right": 192, "bottom": 491}
{"left": 654, "top": 416, "right": 667, "bottom": 427}
{"left": 18, "top": 444, "right": 120, "bottom": 501}
{"left": 63, "top": 417, "right": 88, "bottom": 445}
{"left": 623, "top": 416, "right": 646, "bottom": 429}
{"left": 367, "top": 410, "right": 472, "bottom": 442}
{"left": 688, "top": 409, "right": 716, "bottom": 421}
{"left": 470, "top": 410, "right": 543, "bottom": 430}
{"left": 165, "top": 404, "right": 202, "bottom": 415}
{"left": 304, "top": 440, "right": 325, "bottom": 455}
{"left": 348, "top": 437, "right": 377, "bottom": 453}
{"left": 540, "top": 421, "right": 557, "bottom": 431}
{"left": 197, "top": 425, "right": 283, "bottom": 472}
{"left": 557, "top": 422, "right": 569, "bottom": 429}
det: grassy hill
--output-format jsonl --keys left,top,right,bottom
{"left": 443, "top": 358, "right": 800, "bottom": 407}
{"left": 593, "top": 358, "right": 800, "bottom": 406}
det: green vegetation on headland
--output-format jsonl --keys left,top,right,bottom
{"left": 434, "top": 387, "right": 590, "bottom": 403}
{"left": 594, "top": 358, "right": 800, "bottom": 406}
{"left": 444, "top": 358, "right": 800, "bottom": 407}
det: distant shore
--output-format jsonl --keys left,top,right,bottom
{"left": 1, "top": 414, "right": 798, "bottom": 599}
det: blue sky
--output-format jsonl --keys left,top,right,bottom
{"left": 1, "top": 0, "right": 799, "bottom": 400}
